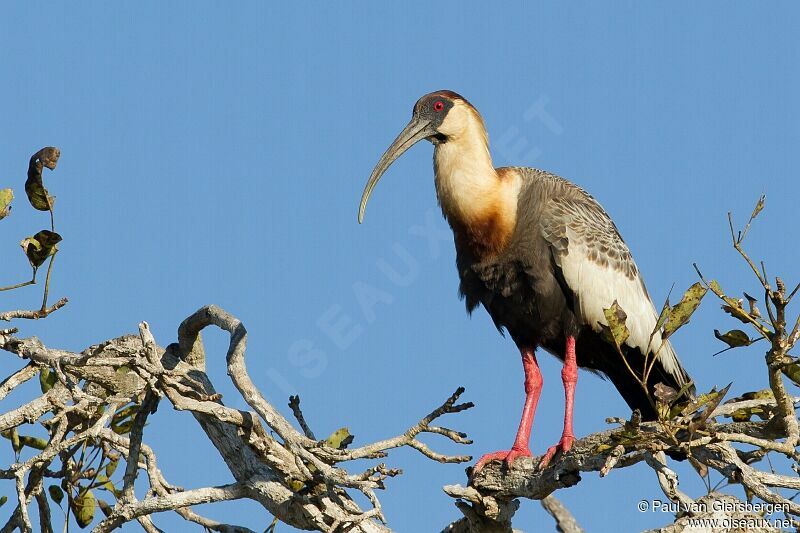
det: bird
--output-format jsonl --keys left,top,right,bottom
{"left": 358, "top": 90, "right": 694, "bottom": 471}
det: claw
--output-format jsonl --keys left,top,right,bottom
{"left": 538, "top": 435, "right": 575, "bottom": 470}
{"left": 474, "top": 446, "right": 532, "bottom": 472}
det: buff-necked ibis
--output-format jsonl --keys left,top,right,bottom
{"left": 358, "top": 90, "right": 694, "bottom": 470}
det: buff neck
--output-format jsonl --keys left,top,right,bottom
{"left": 433, "top": 123, "right": 520, "bottom": 257}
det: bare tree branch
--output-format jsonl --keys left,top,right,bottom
{"left": 0, "top": 297, "right": 68, "bottom": 322}
{"left": 94, "top": 483, "right": 252, "bottom": 533}
{"left": 2, "top": 198, "right": 800, "bottom": 532}
{"left": 0, "top": 362, "right": 37, "bottom": 401}
{"left": 540, "top": 495, "right": 584, "bottom": 533}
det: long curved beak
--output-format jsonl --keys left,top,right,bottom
{"left": 358, "top": 115, "right": 436, "bottom": 223}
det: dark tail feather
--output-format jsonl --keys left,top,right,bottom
{"left": 606, "top": 345, "right": 694, "bottom": 421}
{"left": 578, "top": 334, "right": 695, "bottom": 421}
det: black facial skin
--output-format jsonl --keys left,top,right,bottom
{"left": 358, "top": 90, "right": 464, "bottom": 222}
{"left": 413, "top": 94, "right": 455, "bottom": 142}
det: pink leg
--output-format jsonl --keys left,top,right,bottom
{"left": 539, "top": 336, "right": 578, "bottom": 468}
{"left": 474, "top": 347, "right": 543, "bottom": 471}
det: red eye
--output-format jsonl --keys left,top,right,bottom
{"left": 433, "top": 101, "right": 444, "bottom": 112}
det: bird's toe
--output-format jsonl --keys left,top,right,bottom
{"left": 473, "top": 446, "right": 532, "bottom": 472}
{"left": 538, "top": 435, "right": 576, "bottom": 470}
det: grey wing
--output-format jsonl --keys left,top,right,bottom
{"left": 540, "top": 196, "right": 687, "bottom": 384}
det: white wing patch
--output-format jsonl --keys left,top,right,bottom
{"left": 558, "top": 228, "right": 686, "bottom": 386}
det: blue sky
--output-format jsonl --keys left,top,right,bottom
{"left": 2, "top": 2, "right": 800, "bottom": 531}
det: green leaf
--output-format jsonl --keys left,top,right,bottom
{"left": 90, "top": 473, "right": 118, "bottom": 495}
{"left": 48, "top": 485, "right": 64, "bottom": 505}
{"left": 97, "top": 498, "right": 113, "bottom": 518}
{"left": 600, "top": 300, "right": 629, "bottom": 350}
{"left": 20, "top": 230, "right": 62, "bottom": 269}
{"left": 728, "top": 390, "right": 774, "bottom": 422}
{"left": 721, "top": 299, "right": 751, "bottom": 324}
{"left": 663, "top": 282, "right": 707, "bottom": 339}
{"left": 652, "top": 298, "right": 670, "bottom": 340}
{"left": 325, "top": 427, "right": 353, "bottom": 449}
{"left": 1, "top": 429, "right": 22, "bottom": 453}
{"left": 0, "top": 495, "right": 7, "bottom": 508}
{"left": 111, "top": 420, "right": 133, "bottom": 435}
{"left": 0, "top": 188, "right": 13, "bottom": 220}
{"left": 102, "top": 480, "right": 118, "bottom": 495}
{"left": 105, "top": 458, "right": 119, "bottom": 477}
{"left": 750, "top": 194, "right": 765, "bottom": 221}
{"left": 681, "top": 384, "right": 731, "bottom": 418}
{"left": 687, "top": 383, "right": 732, "bottom": 433}
{"left": 25, "top": 147, "right": 60, "bottom": 211}
{"left": 10, "top": 428, "right": 21, "bottom": 454}
{"left": 782, "top": 362, "right": 800, "bottom": 387}
{"left": 111, "top": 404, "right": 139, "bottom": 435}
{"left": 71, "top": 489, "right": 96, "bottom": 528}
{"left": 666, "top": 380, "right": 697, "bottom": 418}
{"left": 731, "top": 406, "right": 770, "bottom": 422}
{"left": 708, "top": 280, "right": 724, "bottom": 297}
{"left": 111, "top": 404, "right": 138, "bottom": 424}
{"left": 654, "top": 383, "right": 678, "bottom": 420}
{"left": 714, "top": 329, "right": 754, "bottom": 349}
{"left": 40, "top": 368, "right": 57, "bottom": 393}
{"left": 19, "top": 435, "right": 48, "bottom": 450}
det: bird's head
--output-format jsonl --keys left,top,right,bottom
{"left": 358, "top": 90, "right": 481, "bottom": 223}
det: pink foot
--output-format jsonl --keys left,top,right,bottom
{"left": 474, "top": 446, "right": 532, "bottom": 472}
{"left": 539, "top": 435, "right": 576, "bottom": 469}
